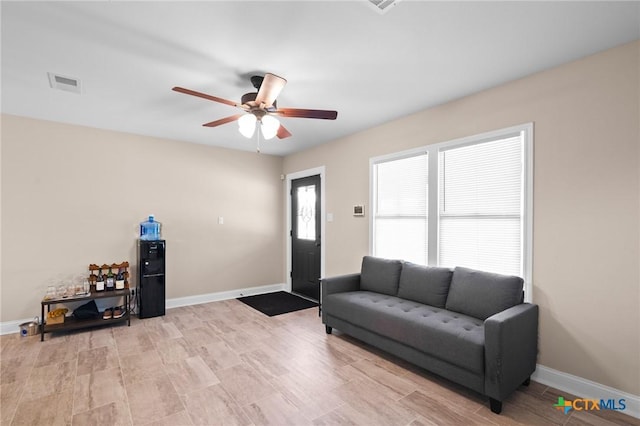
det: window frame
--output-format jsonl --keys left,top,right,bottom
{"left": 369, "top": 123, "right": 533, "bottom": 302}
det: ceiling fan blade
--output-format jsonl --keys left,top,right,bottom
{"left": 173, "top": 86, "right": 240, "bottom": 108}
{"left": 202, "top": 114, "right": 244, "bottom": 127}
{"left": 275, "top": 108, "right": 338, "bottom": 120}
{"left": 255, "top": 73, "right": 287, "bottom": 108}
{"left": 277, "top": 124, "right": 292, "bottom": 139}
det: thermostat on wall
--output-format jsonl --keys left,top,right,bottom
{"left": 353, "top": 205, "right": 365, "bottom": 216}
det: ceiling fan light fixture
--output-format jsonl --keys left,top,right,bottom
{"left": 238, "top": 113, "right": 257, "bottom": 138}
{"left": 174, "top": 72, "right": 337, "bottom": 143}
{"left": 260, "top": 115, "right": 280, "bottom": 140}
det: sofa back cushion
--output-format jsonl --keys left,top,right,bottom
{"left": 397, "top": 262, "right": 453, "bottom": 308}
{"left": 445, "top": 267, "right": 523, "bottom": 320}
{"left": 360, "top": 256, "right": 403, "bottom": 296}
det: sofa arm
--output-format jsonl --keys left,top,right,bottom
{"left": 484, "top": 303, "right": 539, "bottom": 401}
{"left": 321, "top": 273, "right": 360, "bottom": 327}
{"left": 321, "top": 273, "right": 361, "bottom": 299}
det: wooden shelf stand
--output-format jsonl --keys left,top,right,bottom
{"left": 40, "top": 262, "right": 131, "bottom": 341}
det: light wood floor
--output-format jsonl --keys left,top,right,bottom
{"left": 1, "top": 298, "right": 638, "bottom": 426}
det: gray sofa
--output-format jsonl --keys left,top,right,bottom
{"left": 321, "top": 256, "right": 538, "bottom": 414}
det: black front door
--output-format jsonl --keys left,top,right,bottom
{"left": 291, "top": 175, "right": 321, "bottom": 301}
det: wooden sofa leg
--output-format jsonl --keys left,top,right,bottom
{"left": 325, "top": 325, "right": 332, "bottom": 334}
{"left": 522, "top": 377, "right": 531, "bottom": 386}
{"left": 490, "top": 398, "right": 502, "bottom": 414}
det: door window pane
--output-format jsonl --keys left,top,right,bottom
{"left": 296, "top": 185, "right": 316, "bottom": 240}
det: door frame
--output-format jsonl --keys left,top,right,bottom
{"left": 285, "top": 166, "right": 325, "bottom": 293}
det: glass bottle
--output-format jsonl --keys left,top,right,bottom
{"left": 46, "top": 285, "right": 56, "bottom": 300}
{"left": 96, "top": 268, "right": 105, "bottom": 292}
{"left": 115, "top": 267, "right": 125, "bottom": 290}
{"left": 89, "top": 269, "right": 97, "bottom": 291}
{"left": 106, "top": 267, "right": 115, "bottom": 291}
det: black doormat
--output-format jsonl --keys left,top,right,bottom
{"left": 237, "top": 291, "right": 318, "bottom": 317}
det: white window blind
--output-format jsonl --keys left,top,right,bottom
{"left": 373, "top": 153, "right": 428, "bottom": 265}
{"left": 438, "top": 136, "right": 523, "bottom": 276}
{"left": 370, "top": 124, "right": 532, "bottom": 299}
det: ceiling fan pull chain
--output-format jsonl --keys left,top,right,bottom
{"left": 256, "top": 127, "right": 261, "bottom": 154}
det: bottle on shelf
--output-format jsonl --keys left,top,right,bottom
{"left": 106, "top": 267, "right": 115, "bottom": 291}
{"left": 88, "top": 269, "right": 97, "bottom": 291}
{"left": 96, "top": 268, "right": 105, "bottom": 292}
{"left": 115, "top": 267, "right": 125, "bottom": 290}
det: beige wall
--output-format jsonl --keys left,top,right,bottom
{"left": 1, "top": 115, "right": 284, "bottom": 321}
{"left": 284, "top": 41, "right": 640, "bottom": 395}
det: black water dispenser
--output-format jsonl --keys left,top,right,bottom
{"left": 138, "top": 240, "right": 166, "bottom": 318}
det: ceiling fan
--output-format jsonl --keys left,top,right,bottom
{"left": 172, "top": 73, "right": 337, "bottom": 142}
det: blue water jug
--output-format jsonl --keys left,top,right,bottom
{"left": 140, "top": 215, "right": 162, "bottom": 240}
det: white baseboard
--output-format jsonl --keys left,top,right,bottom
{"left": 165, "top": 283, "right": 285, "bottom": 309}
{"left": 533, "top": 364, "right": 639, "bottom": 419}
{"left": 0, "top": 283, "right": 286, "bottom": 336}
{"left": 1, "top": 318, "right": 33, "bottom": 336}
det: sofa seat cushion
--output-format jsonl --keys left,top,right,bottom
{"left": 323, "top": 291, "right": 485, "bottom": 374}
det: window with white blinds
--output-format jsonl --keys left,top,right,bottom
{"left": 373, "top": 154, "right": 428, "bottom": 265}
{"left": 370, "top": 124, "right": 532, "bottom": 298}
{"left": 438, "top": 136, "right": 522, "bottom": 276}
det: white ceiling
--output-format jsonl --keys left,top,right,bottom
{"left": 2, "top": 1, "right": 639, "bottom": 156}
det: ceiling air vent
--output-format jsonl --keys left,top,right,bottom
{"left": 366, "top": 0, "right": 403, "bottom": 14}
{"left": 47, "top": 72, "right": 82, "bottom": 94}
